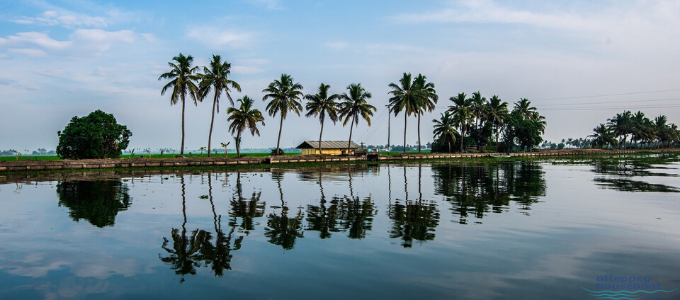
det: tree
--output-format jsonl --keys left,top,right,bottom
{"left": 607, "top": 110, "right": 632, "bottom": 149}
{"left": 56, "top": 110, "right": 132, "bottom": 159}
{"left": 469, "top": 91, "right": 487, "bottom": 135}
{"left": 589, "top": 123, "right": 617, "bottom": 149}
{"left": 159, "top": 53, "right": 201, "bottom": 157}
{"left": 487, "top": 95, "right": 509, "bottom": 145}
{"left": 199, "top": 55, "right": 241, "bottom": 157}
{"left": 227, "top": 96, "right": 265, "bottom": 157}
{"left": 432, "top": 111, "right": 458, "bottom": 153}
{"left": 514, "top": 98, "right": 537, "bottom": 120}
{"left": 413, "top": 74, "right": 438, "bottom": 153}
{"left": 262, "top": 74, "right": 304, "bottom": 155}
{"left": 388, "top": 73, "right": 418, "bottom": 153}
{"left": 504, "top": 108, "right": 545, "bottom": 151}
{"left": 448, "top": 93, "right": 473, "bottom": 152}
{"left": 305, "top": 83, "right": 340, "bottom": 155}
{"left": 340, "top": 83, "right": 376, "bottom": 152}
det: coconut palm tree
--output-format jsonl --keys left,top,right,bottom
{"left": 262, "top": 74, "right": 304, "bottom": 155}
{"left": 227, "top": 96, "right": 265, "bottom": 158}
{"left": 340, "top": 83, "right": 376, "bottom": 152}
{"left": 514, "top": 98, "right": 537, "bottom": 120}
{"left": 487, "top": 95, "right": 509, "bottom": 145}
{"left": 388, "top": 73, "right": 419, "bottom": 153}
{"left": 589, "top": 123, "right": 617, "bottom": 149}
{"left": 413, "top": 74, "right": 438, "bottom": 153}
{"left": 304, "top": 83, "right": 341, "bottom": 155}
{"left": 432, "top": 111, "right": 458, "bottom": 153}
{"left": 607, "top": 111, "right": 632, "bottom": 149}
{"left": 448, "top": 93, "right": 472, "bottom": 152}
{"left": 199, "top": 55, "right": 241, "bottom": 157}
{"left": 159, "top": 53, "right": 201, "bottom": 157}
{"left": 469, "top": 91, "right": 487, "bottom": 132}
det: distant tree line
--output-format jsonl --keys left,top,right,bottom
{"left": 589, "top": 111, "right": 680, "bottom": 149}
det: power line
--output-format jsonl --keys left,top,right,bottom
{"left": 534, "top": 97, "right": 680, "bottom": 107}
{"left": 540, "top": 104, "right": 680, "bottom": 111}
{"left": 533, "top": 88, "right": 680, "bottom": 101}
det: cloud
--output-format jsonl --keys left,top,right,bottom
{"left": 232, "top": 65, "right": 264, "bottom": 74}
{"left": 11, "top": 10, "right": 107, "bottom": 28}
{"left": 186, "top": 27, "right": 253, "bottom": 49}
{"left": 250, "top": 0, "right": 283, "bottom": 10}
{"left": 325, "top": 42, "right": 349, "bottom": 50}
{"left": 0, "top": 29, "right": 138, "bottom": 57}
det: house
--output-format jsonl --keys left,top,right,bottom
{"left": 295, "top": 141, "right": 360, "bottom": 155}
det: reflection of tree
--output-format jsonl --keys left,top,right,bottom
{"left": 306, "top": 170, "right": 340, "bottom": 239}
{"left": 229, "top": 172, "right": 265, "bottom": 234}
{"left": 204, "top": 174, "right": 243, "bottom": 276}
{"left": 388, "top": 165, "right": 440, "bottom": 247}
{"left": 432, "top": 162, "right": 546, "bottom": 223}
{"left": 56, "top": 180, "right": 131, "bottom": 227}
{"left": 591, "top": 160, "right": 679, "bottom": 193}
{"left": 335, "top": 195, "right": 376, "bottom": 239}
{"left": 265, "top": 172, "right": 304, "bottom": 250}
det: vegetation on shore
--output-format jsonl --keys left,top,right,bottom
{"left": 589, "top": 110, "right": 679, "bottom": 149}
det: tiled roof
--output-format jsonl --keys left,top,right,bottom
{"left": 296, "top": 141, "right": 360, "bottom": 149}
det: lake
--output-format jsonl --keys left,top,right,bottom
{"left": 1, "top": 156, "right": 679, "bottom": 300}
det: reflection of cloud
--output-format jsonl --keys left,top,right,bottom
{"left": 186, "top": 27, "right": 253, "bottom": 49}
{"left": 11, "top": 10, "right": 107, "bottom": 28}
{"left": 0, "top": 250, "right": 149, "bottom": 279}
{"left": 0, "top": 29, "right": 138, "bottom": 57}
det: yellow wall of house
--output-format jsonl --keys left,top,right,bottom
{"left": 301, "top": 149, "right": 347, "bottom": 155}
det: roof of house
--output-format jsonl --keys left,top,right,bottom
{"left": 296, "top": 141, "right": 360, "bottom": 149}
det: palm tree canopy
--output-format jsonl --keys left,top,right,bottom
{"left": 448, "top": 93, "right": 471, "bottom": 114}
{"left": 159, "top": 53, "right": 201, "bottom": 106}
{"left": 199, "top": 54, "right": 242, "bottom": 109}
{"left": 227, "top": 96, "right": 266, "bottom": 137}
{"left": 514, "top": 98, "right": 537, "bottom": 120}
{"left": 413, "top": 74, "right": 438, "bottom": 113}
{"left": 262, "top": 74, "right": 304, "bottom": 119}
{"left": 487, "top": 95, "right": 509, "bottom": 126}
{"left": 305, "top": 83, "right": 341, "bottom": 125}
{"left": 388, "top": 73, "right": 418, "bottom": 116}
{"left": 432, "top": 111, "right": 458, "bottom": 142}
{"left": 469, "top": 91, "right": 487, "bottom": 120}
{"left": 340, "top": 83, "right": 376, "bottom": 126}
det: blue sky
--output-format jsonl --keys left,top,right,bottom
{"left": 1, "top": 0, "right": 680, "bottom": 151}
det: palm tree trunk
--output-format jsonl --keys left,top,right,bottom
{"left": 417, "top": 113, "right": 421, "bottom": 154}
{"left": 347, "top": 117, "right": 355, "bottom": 154}
{"left": 180, "top": 94, "right": 186, "bottom": 157}
{"left": 495, "top": 124, "right": 499, "bottom": 146}
{"left": 448, "top": 138, "right": 451, "bottom": 153}
{"left": 236, "top": 131, "right": 241, "bottom": 157}
{"left": 319, "top": 120, "right": 324, "bottom": 155}
{"left": 276, "top": 115, "right": 283, "bottom": 155}
{"left": 403, "top": 113, "right": 407, "bottom": 153}
{"left": 207, "top": 94, "right": 218, "bottom": 157}
{"left": 461, "top": 125, "right": 465, "bottom": 153}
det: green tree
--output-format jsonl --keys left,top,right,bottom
{"left": 487, "top": 95, "right": 509, "bottom": 145}
{"left": 432, "top": 111, "right": 458, "bottom": 153}
{"left": 304, "top": 83, "right": 341, "bottom": 155}
{"left": 159, "top": 53, "right": 201, "bottom": 157}
{"left": 589, "top": 123, "right": 617, "bottom": 149}
{"left": 388, "top": 73, "right": 419, "bottom": 153}
{"left": 56, "top": 110, "right": 132, "bottom": 159}
{"left": 262, "top": 74, "right": 304, "bottom": 155}
{"left": 340, "top": 83, "right": 376, "bottom": 152}
{"left": 514, "top": 98, "right": 537, "bottom": 120}
{"left": 199, "top": 55, "right": 241, "bottom": 157}
{"left": 448, "top": 93, "right": 473, "bottom": 152}
{"left": 469, "top": 91, "right": 487, "bottom": 134}
{"left": 227, "top": 96, "right": 265, "bottom": 157}
{"left": 607, "top": 110, "right": 632, "bottom": 149}
{"left": 413, "top": 74, "right": 438, "bottom": 153}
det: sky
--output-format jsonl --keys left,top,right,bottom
{"left": 1, "top": 0, "right": 680, "bottom": 152}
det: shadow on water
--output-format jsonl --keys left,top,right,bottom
{"left": 431, "top": 162, "right": 546, "bottom": 224}
{"left": 56, "top": 180, "right": 132, "bottom": 228}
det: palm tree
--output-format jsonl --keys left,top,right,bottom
{"left": 388, "top": 73, "right": 419, "bottom": 153}
{"left": 432, "top": 111, "right": 458, "bottom": 153}
{"left": 413, "top": 74, "right": 438, "bottom": 153}
{"left": 340, "top": 83, "right": 376, "bottom": 152}
{"left": 448, "top": 93, "right": 472, "bottom": 152}
{"left": 654, "top": 115, "right": 667, "bottom": 148}
{"left": 487, "top": 95, "right": 509, "bottom": 145}
{"left": 159, "top": 53, "right": 201, "bottom": 157}
{"left": 262, "top": 74, "right": 304, "bottom": 155}
{"left": 469, "top": 91, "right": 487, "bottom": 133}
{"left": 304, "top": 83, "right": 341, "bottom": 155}
{"left": 514, "top": 98, "right": 537, "bottom": 120}
{"left": 199, "top": 55, "right": 241, "bottom": 157}
{"left": 227, "top": 96, "right": 265, "bottom": 157}
{"left": 607, "top": 111, "right": 632, "bottom": 149}
{"left": 589, "top": 124, "right": 617, "bottom": 149}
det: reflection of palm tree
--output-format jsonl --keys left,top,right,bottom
{"left": 306, "top": 170, "right": 340, "bottom": 239}
{"left": 206, "top": 174, "right": 243, "bottom": 276}
{"left": 335, "top": 195, "right": 376, "bottom": 239}
{"left": 159, "top": 176, "right": 205, "bottom": 283}
{"left": 265, "top": 172, "right": 304, "bottom": 250}
{"left": 229, "top": 172, "right": 265, "bottom": 234}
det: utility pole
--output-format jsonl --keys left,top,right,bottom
{"left": 386, "top": 104, "right": 391, "bottom": 155}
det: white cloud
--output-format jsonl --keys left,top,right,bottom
{"left": 11, "top": 10, "right": 107, "bottom": 28}
{"left": 233, "top": 65, "right": 264, "bottom": 74}
{"left": 250, "top": 0, "right": 283, "bottom": 10}
{"left": 325, "top": 42, "right": 349, "bottom": 50}
{"left": 186, "top": 27, "right": 253, "bottom": 49}
{"left": 0, "top": 29, "right": 138, "bottom": 57}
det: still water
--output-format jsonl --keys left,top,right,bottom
{"left": 1, "top": 158, "right": 679, "bottom": 300}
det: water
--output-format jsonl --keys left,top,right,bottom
{"left": 1, "top": 158, "right": 679, "bottom": 300}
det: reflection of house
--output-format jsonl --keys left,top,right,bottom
{"left": 296, "top": 141, "right": 360, "bottom": 155}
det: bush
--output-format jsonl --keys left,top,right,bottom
{"left": 56, "top": 110, "right": 132, "bottom": 159}
{"left": 270, "top": 149, "right": 285, "bottom": 155}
